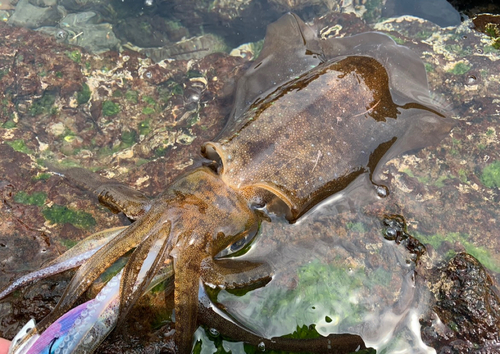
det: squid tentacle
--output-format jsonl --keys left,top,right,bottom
{"left": 45, "top": 226, "right": 128, "bottom": 267}
{"left": 117, "top": 221, "right": 172, "bottom": 324}
{"left": 0, "top": 227, "right": 126, "bottom": 300}
{"left": 35, "top": 208, "right": 164, "bottom": 333}
{"left": 53, "top": 167, "right": 151, "bottom": 220}
{"left": 12, "top": 264, "right": 178, "bottom": 354}
{"left": 197, "top": 288, "right": 368, "bottom": 354}
{"left": 173, "top": 250, "right": 204, "bottom": 353}
{"left": 200, "top": 258, "right": 273, "bottom": 290}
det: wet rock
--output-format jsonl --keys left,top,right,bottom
{"left": 140, "top": 33, "right": 228, "bottom": 62}
{"left": 60, "top": 12, "right": 120, "bottom": 53}
{"left": 209, "top": 0, "right": 256, "bottom": 21}
{"left": 382, "top": 0, "right": 461, "bottom": 27}
{"left": 1, "top": 8, "right": 500, "bottom": 354}
{"left": 472, "top": 14, "right": 500, "bottom": 49}
{"left": 449, "top": 0, "right": 500, "bottom": 18}
{"left": 29, "top": 0, "right": 57, "bottom": 7}
{"left": 422, "top": 253, "right": 500, "bottom": 352}
{"left": 8, "top": 0, "right": 63, "bottom": 29}
{"left": 0, "top": 273, "right": 71, "bottom": 339}
{"left": 58, "top": 0, "right": 101, "bottom": 12}
{"left": 157, "top": 0, "right": 281, "bottom": 48}
{"left": 0, "top": 0, "right": 15, "bottom": 10}
{"left": 114, "top": 15, "right": 188, "bottom": 48}
{"left": 38, "top": 12, "right": 121, "bottom": 53}
{"left": 268, "top": 0, "right": 340, "bottom": 12}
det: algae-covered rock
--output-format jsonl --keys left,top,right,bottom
{"left": 422, "top": 253, "right": 500, "bottom": 352}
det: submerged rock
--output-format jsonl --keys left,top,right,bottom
{"left": 44, "top": 12, "right": 120, "bottom": 53}
{"left": 422, "top": 253, "right": 500, "bottom": 352}
{"left": 140, "top": 33, "right": 228, "bottom": 62}
{"left": 113, "top": 15, "right": 185, "bottom": 48}
{"left": 382, "top": 0, "right": 461, "bottom": 27}
{"left": 8, "top": 0, "right": 64, "bottom": 29}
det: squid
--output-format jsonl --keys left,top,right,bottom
{"left": 1, "top": 12, "right": 453, "bottom": 354}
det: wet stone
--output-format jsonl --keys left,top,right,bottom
{"left": 422, "top": 253, "right": 500, "bottom": 352}
{"left": 8, "top": 0, "right": 63, "bottom": 29}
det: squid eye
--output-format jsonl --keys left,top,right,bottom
{"left": 216, "top": 229, "right": 258, "bottom": 259}
{"left": 230, "top": 237, "right": 248, "bottom": 252}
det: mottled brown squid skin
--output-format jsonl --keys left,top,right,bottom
{"left": 34, "top": 167, "right": 259, "bottom": 353}
{"left": 204, "top": 56, "right": 451, "bottom": 221}
{"left": 161, "top": 167, "right": 259, "bottom": 352}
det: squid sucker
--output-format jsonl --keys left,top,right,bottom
{"left": 1, "top": 12, "right": 453, "bottom": 354}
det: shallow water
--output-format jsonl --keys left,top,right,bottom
{"left": 0, "top": 0, "right": 499, "bottom": 353}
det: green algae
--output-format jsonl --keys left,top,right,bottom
{"left": 29, "top": 91, "right": 56, "bottom": 116}
{"left": 125, "top": 90, "right": 138, "bottom": 103}
{"left": 14, "top": 191, "right": 46, "bottom": 207}
{"left": 401, "top": 168, "right": 414, "bottom": 177}
{"left": 142, "top": 96, "right": 158, "bottom": 115}
{"left": 77, "top": 83, "right": 91, "bottom": 105}
{"left": 33, "top": 173, "right": 51, "bottom": 181}
{"left": 433, "top": 175, "right": 450, "bottom": 188}
{"left": 388, "top": 34, "right": 405, "bottom": 45}
{"left": 6, "top": 139, "right": 33, "bottom": 154}
{"left": 347, "top": 222, "right": 365, "bottom": 233}
{"left": 424, "top": 63, "right": 434, "bottom": 73}
{"left": 2, "top": 120, "right": 16, "bottom": 129}
{"left": 59, "top": 238, "right": 79, "bottom": 249}
{"left": 142, "top": 106, "right": 155, "bottom": 115}
{"left": 415, "top": 232, "right": 500, "bottom": 273}
{"left": 171, "top": 83, "right": 183, "bottom": 96}
{"left": 186, "top": 113, "right": 200, "bottom": 127}
{"left": 0, "top": 68, "right": 8, "bottom": 80}
{"left": 484, "top": 23, "right": 500, "bottom": 49}
{"left": 153, "top": 145, "right": 170, "bottom": 157}
{"left": 112, "top": 90, "right": 123, "bottom": 98}
{"left": 42, "top": 204, "right": 96, "bottom": 229}
{"left": 138, "top": 120, "right": 151, "bottom": 136}
{"left": 363, "top": 0, "right": 382, "bottom": 22}
{"left": 186, "top": 70, "right": 203, "bottom": 79}
{"left": 57, "top": 159, "right": 82, "bottom": 168}
{"left": 458, "top": 169, "right": 468, "bottom": 183}
{"left": 480, "top": 161, "right": 500, "bottom": 188}
{"left": 97, "top": 146, "right": 115, "bottom": 158}
{"left": 102, "top": 100, "right": 120, "bottom": 116}
{"left": 120, "top": 129, "right": 138, "bottom": 147}
{"left": 447, "top": 62, "right": 471, "bottom": 75}
{"left": 142, "top": 95, "right": 157, "bottom": 106}
{"left": 66, "top": 50, "right": 82, "bottom": 63}
{"left": 218, "top": 258, "right": 379, "bottom": 330}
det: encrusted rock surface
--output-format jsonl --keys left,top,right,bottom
{"left": 0, "top": 8, "right": 499, "bottom": 353}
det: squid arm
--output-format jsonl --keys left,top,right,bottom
{"left": 35, "top": 208, "right": 165, "bottom": 333}
{"left": 9, "top": 252, "right": 365, "bottom": 354}
{"left": 51, "top": 166, "right": 151, "bottom": 220}
{"left": 197, "top": 290, "right": 368, "bottom": 354}
{"left": 0, "top": 227, "right": 127, "bottom": 300}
